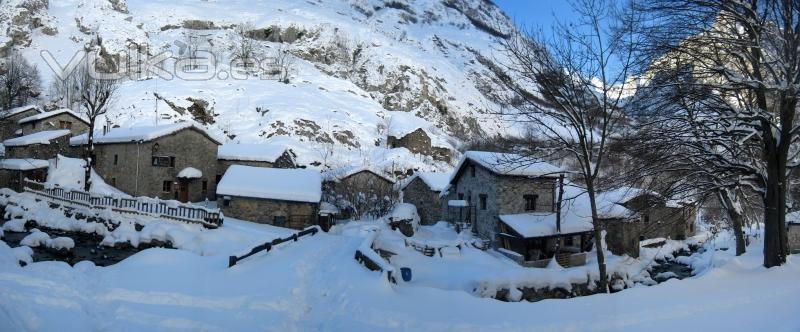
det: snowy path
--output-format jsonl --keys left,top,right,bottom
{"left": 0, "top": 231, "right": 799, "bottom": 331}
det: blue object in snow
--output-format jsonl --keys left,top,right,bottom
{"left": 401, "top": 267, "right": 412, "bottom": 282}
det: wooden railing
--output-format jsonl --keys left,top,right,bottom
{"left": 228, "top": 226, "right": 320, "bottom": 267}
{"left": 354, "top": 229, "right": 397, "bottom": 284}
{"left": 23, "top": 179, "right": 223, "bottom": 228}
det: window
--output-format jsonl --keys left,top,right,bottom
{"left": 58, "top": 121, "right": 72, "bottom": 129}
{"left": 524, "top": 194, "right": 538, "bottom": 211}
{"left": 162, "top": 181, "right": 172, "bottom": 193}
{"left": 273, "top": 216, "right": 287, "bottom": 227}
{"left": 113, "top": 154, "right": 118, "bottom": 165}
{"left": 152, "top": 156, "right": 174, "bottom": 167}
{"left": 458, "top": 193, "right": 464, "bottom": 200}
{"left": 470, "top": 165, "right": 476, "bottom": 177}
{"left": 644, "top": 215, "right": 650, "bottom": 223}
{"left": 479, "top": 194, "right": 487, "bottom": 210}
{"left": 111, "top": 178, "right": 116, "bottom": 186}
{"left": 223, "top": 197, "right": 231, "bottom": 207}
{"left": 201, "top": 180, "right": 208, "bottom": 197}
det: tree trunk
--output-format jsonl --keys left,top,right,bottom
{"left": 763, "top": 143, "right": 789, "bottom": 268}
{"left": 586, "top": 179, "right": 609, "bottom": 292}
{"left": 718, "top": 189, "right": 746, "bottom": 256}
{"left": 83, "top": 119, "right": 95, "bottom": 192}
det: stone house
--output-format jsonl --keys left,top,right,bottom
{"left": 216, "top": 143, "right": 297, "bottom": 182}
{"left": 17, "top": 109, "right": 89, "bottom": 137}
{"left": 322, "top": 166, "right": 398, "bottom": 219}
{"left": 603, "top": 187, "right": 697, "bottom": 241}
{"left": 401, "top": 171, "right": 450, "bottom": 225}
{"left": 69, "top": 122, "right": 221, "bottom": 202}
{"left": 443, "top": 151, "right": 561, "bottom": 244}
{"left": 387, "top": 128, "right": 452, "bottom": 162}
{"left": 217, "top": 165, "right": 322, "bottom": 229}
{"left": 0, "top": 105, "right": 43, "bottom": 141}
{"left": 445, "top": 151, "right": 642, "bottom": 266}
{"left": 0, "top": 130, "right": 72, "bottom": 192}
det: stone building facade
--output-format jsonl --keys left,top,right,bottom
{"left": 387, "top": 128, "right": 452, "bottom": 162}
{"left": 623, "top": 194, "right": 697, "bottom": 240}
{"left": 402, "top": 176, "right": 444, "bottom": 225}
{"left": 221, "top": 196, "right": 318, "bottom": 229}
{"left": 72, "top": 124, "right": 221, "bottom": 202}
{"left": 0, "top": 105, "right": 42, "bottom": 141}
{"left": 789, "top": 222, "right": 800, "bottom": 254}
{"left": 598, "top": 219, "right": 641, "bottom": 257}
{"left": 17, "top": 109, "right": 89, "bottom": 137}
{"left": 4, "top": 132, "right": 71, "bottom": 160}
{"left": 217, "top": 150, "right": 296, "bottom": 179}
{"left": 444, "top": 155, "right": 558, "bottom": 245}
{"left": 323, "top": 167, "right": 398, "bottom": 220}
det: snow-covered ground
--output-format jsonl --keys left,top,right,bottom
{"left": 0, "top": 196, "right": 798, "bottom": 332}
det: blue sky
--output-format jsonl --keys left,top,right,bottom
{"left": 494, "top": 0, "right": 577, "bottom": 31}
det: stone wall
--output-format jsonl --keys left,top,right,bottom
{"left": 789, "top": 223, "right": 800, "bottom": 254}
{"left": 598, "top": 219, "right": 640, "bottom": 258}
{"left": 220, "top": 195, "right": 318, "bottom": 229}
{"left": 387, "top": 128, "right": 451, "bottom": 162}
{"left": 444, "top": 159, "right": 557, "bottom": 245}
{"left": 5, "top": 135, "right": 71, "bottom": 160}
{"left": 402, "top": 177, "right": 443, "bottom": 225}
{"left": 0, "top": 108, "right": 40, "bottom": 141}
{"left": 624, "top": 196, "right": 696, "bottom": 240}
{"left": 20, "top": 113, "right": 89, "bottom": 137}
{"left": 216, "top": 151, "right": 296, "bottom": 178}
{"left": 89, "top": 128, "right": 219, "bottom": 202}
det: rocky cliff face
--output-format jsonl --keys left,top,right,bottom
{"left": 1, "top": 0, "right": 527, "bottom": 173}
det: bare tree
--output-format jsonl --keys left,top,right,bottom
{"left": 231, "top": 22, "right": 259, "bottom": 71}
{"left": 273, "top": 44, "right": 295, "bottom": 83}
{"left": 0, "top": 51, "right": 41, "bottom": 110}
{"left": 635, "top": 0, "right": 800, "bottom": 267}
{"left": 76, "top": 61, "right": 119, "bottom": 191}
{"left": 499, "top": 0, "right": 640, "bottom": 292}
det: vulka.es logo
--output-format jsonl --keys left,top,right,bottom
{"left": 40, "top": 41, "right": 289, "bottom": 82}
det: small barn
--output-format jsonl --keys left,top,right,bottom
{"left": 322, "top": 165, "right": 397, "bottom": 219}
{"left": 217, "top": 165, "right": 322, "bottom": 229}
{"left": 2, "top": 130, "right": 71, "bottom": 160}
{"left": 17, "top": 108, "right": 89, "bottom": 137}
{"left": 401, "top": 171, "right": 450, "bottom": 225}
{"left": 0, "top": 158, "right": 49, "bottom": 192}
{"left": 0, "top": 105, "right": 43, "bottom": 141}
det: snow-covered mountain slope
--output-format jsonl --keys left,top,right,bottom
{"left": 1, "top": 0, "right": 524, "bottom": 173}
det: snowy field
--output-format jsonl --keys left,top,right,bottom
{"left": 0, "top": 205, "right": 798, "bottom": 331}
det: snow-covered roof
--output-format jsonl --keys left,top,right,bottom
{"left": 217, "top": 165, "right": 321, "bottom": 203}
{"left": 0, "top": 158, "right": 49, "bottom": 171}
{"left": 322, "top": 165, "right": 396, "bottom": 184}
{"left": 2, "top": 130, "right": 71, "bottom": 147}
{"left": 386, "top": 111, "right": 451, "bottom": 148}
{"left": 499, "top": 184, "right": 637, "bottom": 238}
{"left": 500, "top": 213, "right": 594, "bottom": 238}
{"left": 450, "top": 151, "right": 563, "bottom": 184}
{"left": 402, "top": 171, "right": 451, "bottom": 192}
{"left": 17, "top": 108, "right": 88, "bottom": 125}
{"left": 217, "top": 144, "right": 289, "bottom": 162}
{"left": 70, "top": 122, "right": 222, "bottom": 145}
{"left": 599, "top": 187, "right": 661, "bottom": 206}
{"left": 0, "top": 105, "right": 41, "bottom": 119}
{"left": 177, "top": 167, "right": 202, "bottom": 179}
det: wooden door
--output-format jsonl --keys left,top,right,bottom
{"left": 178, "top": 180, "right": 189, "bottom": 203}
